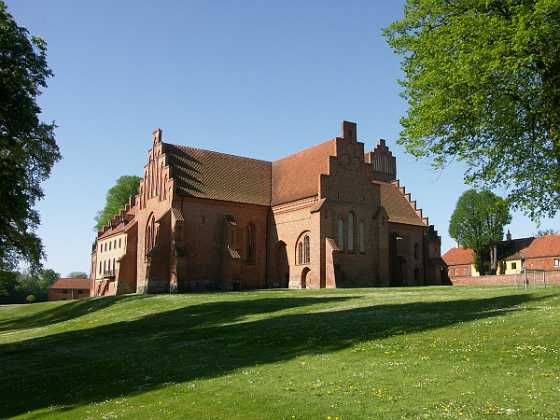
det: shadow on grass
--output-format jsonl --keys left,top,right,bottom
{"left": 0, "top": 292, "right": 553, "bottom": 417}
{"left": 0, "top": 294, "right": 151, "bottom": 332}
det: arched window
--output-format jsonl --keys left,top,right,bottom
{"left": 146, "top": 214, "right": 156, "bottom": 256}
{"left": 359, "top": 221, "right": 365, "bottom": 253}
{"left": 246, "top": 223, "right": 256, "bottom": 264}
{"left": 348, "top": 212, "right": 355, "bottom": 252}
{"left": 338, "top": 218, "right": 345, "bottom": 250}
{"left": 296, "top": 232, "right": 311, "bottom": 265}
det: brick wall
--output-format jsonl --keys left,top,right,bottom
{"left": 451, "top": 271, "right": 560, "bottom": 286}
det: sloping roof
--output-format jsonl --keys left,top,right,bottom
{"left": 49, "top": 278, "right": 90, "bottom": 290}
{"left": 499, "top": 237, "right": 534, "bottom": 261}
{"left": 375, "top": 181, "right": 426, "bottom": 226}
{"left": 442, "top": 247, "right": 474, "bottom": 266}
{"left": 164, "top": 143, "right": 272, "bottom": 206}
{"left": 98, "top": 222, "right": 127, "bottom": 240}
{"left": 523, "top": 235, "right": 560, "bottom": 259}
{"left": 272, "top": 139, "right": 336, "bottom": 206}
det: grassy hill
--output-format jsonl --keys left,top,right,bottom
{"left": 1, "top": 286, "right": 559, "bottom": 419}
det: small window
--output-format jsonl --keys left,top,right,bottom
{"left": 303, "top": 235, "right": 310, "bottom": 264}
{"left": 359, "top": 221, "right": 365, "bottom": 253}
{"left": 118, "top": 238, "right": 122, "bottom": 248}
{"left": 246, "top": 223, "right": 256, "bottom": 264}
{"left": 348, "top": 212, "right": 355, "bottom": 252}
{"left": 99, "top": 261, "right": 102, "bottom": 274}
{"left": 554, "top": 258, "right": 560, "bottom": 267}
{"left": 109, "top": 241, "right": 112, "bottom": 251}
{"left": 298, "top": 242, "right": 303, "bottom": 265}
{"left": 114, "top": 239, "right": 117, "bottom": 249}
{"left": 337, "top": 218, "right": 345, "bottom": 250}
{"left": 511, "top": 262, "right": 517, "bottom": 270}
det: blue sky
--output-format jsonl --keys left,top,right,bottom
{"left": 7, "top": 0, "right": 559, "bottom": 276}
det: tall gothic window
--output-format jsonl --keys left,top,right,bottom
{"left": 348, "top": 212, "right": 355, "bottom": 252}
{"left": 338, "top": 218, "right": 345, "bottom": 250}
{"left": 246, "top": 223, "right": 256, "bottom": 264}
{"left": 359, "top": 221, "right": 365, "bottom": 253}
{"left": 146, "top": 214, "right": 156, "bottom": 257}
{"left": 296, "top": 232, "right": 311, "bottom": 264}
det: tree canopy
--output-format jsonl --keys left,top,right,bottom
{"left": 95, "top": 176, "right": 141, "bottom": 231}
{"left": 449, "top": 189, "right": 511, "bottom": 274}
{"left": 0, "top": 1, "right": 60, "bottom": 270}
{"left": 384, "top": 0, "right": 560, "bottom": 220}
{"left": 0, "top": 268, "right": 58, "bottom": 304}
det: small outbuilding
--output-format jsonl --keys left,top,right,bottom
{"left": 48, "top": 277, "right": 90, "bottom": 301}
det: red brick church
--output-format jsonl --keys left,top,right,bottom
{"left": 90, "top": 121, "right": 445, "bottom": 296}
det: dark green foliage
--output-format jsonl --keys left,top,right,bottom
{"left": 384, "top": 0, "right": 560, "bottom": 220}
{"left": 0, "top": 268, "right": 58, "bottom": 303}
{"left": 0, "top": 1, "right": 60, "bottom": 270}
{"left": 449, "top": 189, "right": 511, "bottom": 274}
{"left": 95, "top": 176, "right": 141, "bottom": 231}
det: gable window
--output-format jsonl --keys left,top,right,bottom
{"left": 246, "top": 223, "right": 256, "bottom": 264}
{"left": 296, "top": 232, "right": 311, "bottom": 265}
{"left": 359, "top": 221, "right": 365, "bottom": 253}
{"left": 338, "top": 218, "right": 345, "bottom": 250}
{"left": 118, "top": 238, "right": 122, "bottom": 248}
{"left": 348, "top": 212, "right": 355, "bottom": 252}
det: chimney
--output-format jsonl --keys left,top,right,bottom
{"left": 506, "top": 230, "right": 512, "bottom": 241}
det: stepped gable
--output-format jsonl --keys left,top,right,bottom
{"left": 365, "top": 139, "right": 397, "bottom": 182}
{"left": 271, "top": 139, "right": 336, "bottom": 206}
{"left": 163, "top": 143, "right": 272, "bottom": 206}
{"left": 373, "top": 179, "right": 427, "bottom": 227}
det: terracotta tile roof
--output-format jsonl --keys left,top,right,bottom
{"left": 442, "top": 247, "right": 474, "bottom": 266}
{"left": 98, "top": 222, "right": 127, "bottom": 239}
{"left": 523, "top": 235, "right": 560, "bottom": 259}
{"left": 375, "top": 181, "right": 426, "bottom": 226}
{"left": 164, "top": 143, "right": 272, "bottom": 206}
{"left": 272, "top": 139, "right": 336, "bottom": 206}
{"left": 49, "top": 278, "right": 90, "bottom": 290}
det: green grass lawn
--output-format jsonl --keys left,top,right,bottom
{"left": 1, "top": 286, "right": 559, "bottom": 419}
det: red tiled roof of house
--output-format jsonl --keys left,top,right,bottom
{"left": 165, "top": 143, "right": 272, "bottom": 206}
{"left": 442, "top": 247, "right": 474, "bottom": 266}
{"left": 272, "top": 139, "right": 336, "bottom": 206}
{"left": 374, "top": 181, "right": 426, "bottom": 227}
{"left": 49, "top": 278, "right": 90, "bottom": 290}
{"left": 523, "top": 235, "right": 560, "bottom": 259}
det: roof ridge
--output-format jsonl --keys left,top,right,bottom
{"left": 165, "top": 142, "right": 272, "bottom": 165}
{"left": 272, "top": 138, "right": 336, "bottom": 163}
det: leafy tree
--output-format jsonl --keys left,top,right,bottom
{"left": 535, "top": 228, "right": 558, "bottom": 236}
{"left": 0, "top": 2, "right": 60, "bottom": 271}
{"left": 0, "top": 271, "right": 18, "bottom": 303}
{"left": 95, "top": 176, "right": 141, "bottom": 231}
{"left": 384, "top": 0, "right": 560, "bottom": 220}
{"left": 449, "top": 189, "right": 511, "bottom": 275}
{"left": 68, "top": 271, "right": 88, "bottom": 278}
{"left": 15, "top": 268, "right": 58, "bottom": 301}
